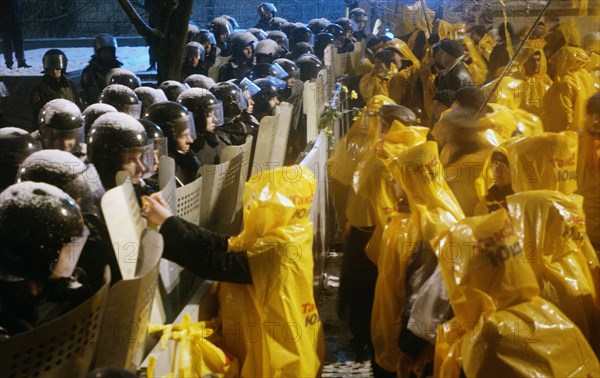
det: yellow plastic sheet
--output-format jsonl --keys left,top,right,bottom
{"left": 507, "top": 190, "right": 600, "bottom": 354}
{"left": 219, "top": 165, "right": 323, "bottom": 377}
{"left": 435, "top": 209, "right": 600, "bottom": 377}
{"left": 148, "top": 314, "right": 238, "bottom": 378}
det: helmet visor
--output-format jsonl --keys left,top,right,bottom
{"left": 42, "top": 126, "right": 85, "bottom": 153}
{"left": 120, "top": 142, "right": 155, "bottom": 180}
{"left": 119, "top": 103, "right": 142, "bottom": 118}
{"left": 51, "top": 226, "right": 90, "bottom": 278}
{"left": 270, "top": 63, "right": 288, "bottom": 79}
{"left": 240, "top": 77, "right": 261, "bottom": 97}
{"left": 211, "top": 100, "right": 225, "bottom": 127}
{"left": 170, "top": 112, "right": 197, "bottom": 141}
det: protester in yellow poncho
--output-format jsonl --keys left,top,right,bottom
{"left": 459, "top": 36, "right": 488, "bottom": 86}
{"left": 141, "top": 166, "right": 323, "bottom": 377}
{"left": 435, "top": 210, "right": 600, "bottom": 377}
{"left": 384, "top": 39, "right": 421, "bottom": 108}
{"left": 577, "top": 92, "right": 600, "bottom": 252}
{"left": 372, "top": 141, "right": 464, "bottom": 377}
{"left": 513, "top": 46, "right": 553, "bottom": 116}
{"left": 543, "top": 46, "right": 597, "bottom": 132}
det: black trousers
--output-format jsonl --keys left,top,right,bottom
{"left": 2, "top": 23, "right": 25, "bottom": 65}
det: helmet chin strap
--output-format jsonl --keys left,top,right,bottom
{"left": 50, "top": 226, "right": 90, "bottom": 279}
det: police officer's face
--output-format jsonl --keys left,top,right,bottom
{"left": 121, "top": 150, "right": 147, "bottom": 179}
{"left": 244, "top": 90, "right": 254, "bottom": 113}
{"left": 50, "top": 68, "right": 62, "bottom": 78}
{"left": 176, "top": 129, "right": 193, "bottom": 152}
{"left": 203, "top": 42, "right": 212, "bottom": 54}
{"left": 243, "top": 46, "right": 254, "bottom": 59}
{"left": 205, "top": 110, "right": 218, "bottom": 132}
{"left": 186, "top": 55, "right": 200, "bottom": 67}
{"left": 268, "top": 96, "right": 279, "bottom": 110}
{"left": 60, "top": 137, "right": 77, "bottom": 152}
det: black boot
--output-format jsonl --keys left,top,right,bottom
{"left": 6, "top": 61, "right": 13, "bottom": 69}
{"left": 17, "top": 60, "right": 31, "bottom": 68}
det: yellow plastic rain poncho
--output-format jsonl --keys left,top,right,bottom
{"left": 435, "top": 209, "right": 600, "bottom": 377}
{"left": 582, "top": 32, "right": 600, "bottom": 78}
{"left": 371, "top": 141, "right": 464, "bottom": 376}
{"left": 543, "top": 47, "right": 598, "bottom": 132}
{"left": 513, "top": 46, "right": 553, "bottom": 115}
{"left": 577, "top": 129, "right": 600, "bottom": 247}
{"left": 461, "top": 36, "right": 488, "bottom": 86}
{"left": 481, "top": 77, "right": 546, "bottom": 137}
{"left": 505, "top": 131, "right": 579, "bottom": 194}
{"left": 507, "top": 190, "right": 600, "bottom": 355}
{"left": 350, "top": 120, "right": 429, "bottom": 263}
{"left": 147, "top": 314, "right": 238, "bottom": 378}
{"left": 328, "top": 95, "right": 395, "bottom": 228}
{"left": 359, "top": 63, "right": 399, "bottom": 102}
{"left": 478, "top": 32, "right": 496, "bottom": 62}
{"left": 385, "top": 39, "right": 421, "bottom": 107}
{"left": 219, "top": 166, "right": 323, "bottom": 377}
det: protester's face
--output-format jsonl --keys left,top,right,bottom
{"left": 176, "top": 128, "right": 193, "bottom": 152}
{"left": 533, "top": 24, "right": 546, "bottom": 38}
{"left": 373, "top": 57, "right": 387, "bottom": 73}
{"left": 524, "top": 52, "right": 542, "bottom": 76}
{"left": 121, "top": 149, "right": 147, "bottom": 179}
{"left": 470, "top": 32, "right": 482, "bottom": 44}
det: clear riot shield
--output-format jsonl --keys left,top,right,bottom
{"left": 0, "top": 268, "right": 110, "bottom": 378}
{"left": 251, "top": 102, "right": 293, "bottom": 176}
{"left": 94, "top": 229, "right": 163, "bottom": 371}
{"left": 199, "top": 152, "right": 243, "bottom": 232}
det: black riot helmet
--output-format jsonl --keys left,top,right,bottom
{"left": 158, "top": 80, "right": 191, "bottom": 102}
{"left": 187, "top": 23, "right": 199, "bottom": 42}
{"left": 210, "top": 82, "right": 248, "bottom": 119}
{"left": 335, "top": 17, "right": 357, "bottom": 37}
{"left": 196, "top": 29, "right": 216, "bottom": 45}
{"left": 107, "top": 68, "right": 142, "bottom": 90}
{"left": 133, "top": 86, "right": 168, "bottom": 117}
{"left": 267, "top": 17, "right": 287, "bottom": 31}
{"left": 0, "top": 127, "right": 42, "bottom": 191}
{"left": 268, "top": 30, "right": 289, "bottom": 51}
{"left": 295, "top": 53, "right": 323, "bottom": 81}
{"left": 290, "top": 42, "right": 314, "bottom": 60}
{"left": 280, "top": 23, "right": 297, "bottom": 37}
{"left": 229, "top": 31, "right": 258, "bottom": 62}
{"left": 177, "top": 88, "right": 224, "bottom": 132}
{"left": 210, "top": 17, "right": 233, "bottom": 39}
{"left": 184, "top": 42, "right": 206, "bottom": 60}
{"left": 0, "top": 182, "right": 85, "bottom": 282}
{"left": 221, "top": 15, "right": 239, "bottom": 29}
{"left": 98, "top": 84, "right": 142, "bottom": 118}
{"left": 314, "top": 32, "right": 334, "bottom": 60}
{"left": 87, "top": 112, "right": 154, "bottom": 189}
{"left": 183, "top": 74, "right": 216, "bottom": 90}
{"left": 308, "top": 18, "right": 330, "bottom": 35}
{"left": 17, "top": 150, "right": 105, "bottom": 216}
{"left": 38, "top": 99, "right": 85, "bottom": 152}
{"left": 258, "top": 3, "right": 277, "bottom": 20}
{"left": 42, "top": 49, "right": 68, "bottom": 73}
{"left": 273, "top": 58, "right": 300, "bottom": 79}
{"left": 82, "top": 103, "right": 118, "bottom": 136}
{"left": 144, "top": 101, "right": 197, "bottom": 155}
{"left": 94, "top": 34, "right": 118, "bottom": 54}
{"left": 324, "top": 23, "right": 345, "bottom": 38}
{"left": 350, "top": 8, "right": 368, "bottom": 22}
{"left": 247, "top": 28, "right": 268, "bottom": 41}
{"left": 290, "top": 26, "right": 313, "bottom": 48}
{"left": 246, "top": 62, "right": 287, "bottom": 81}
{"left": 254, "top": 39, "right": 281, "bottom": 63}
{"left": 253, "top": 77, "right": 286, "bottom": 99}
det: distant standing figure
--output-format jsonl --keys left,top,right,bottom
{"left": 30, "top": 49, "right": 81, "bottom": 122}
{"left": 1, "top": 0, "right": 30, "bottom": 69}
{"left": 80, "top": 34, "right": 123, "bottom": 106}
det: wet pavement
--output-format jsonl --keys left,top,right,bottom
{"left": 318, "top": 251, "right": 373, "bottom": 377}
